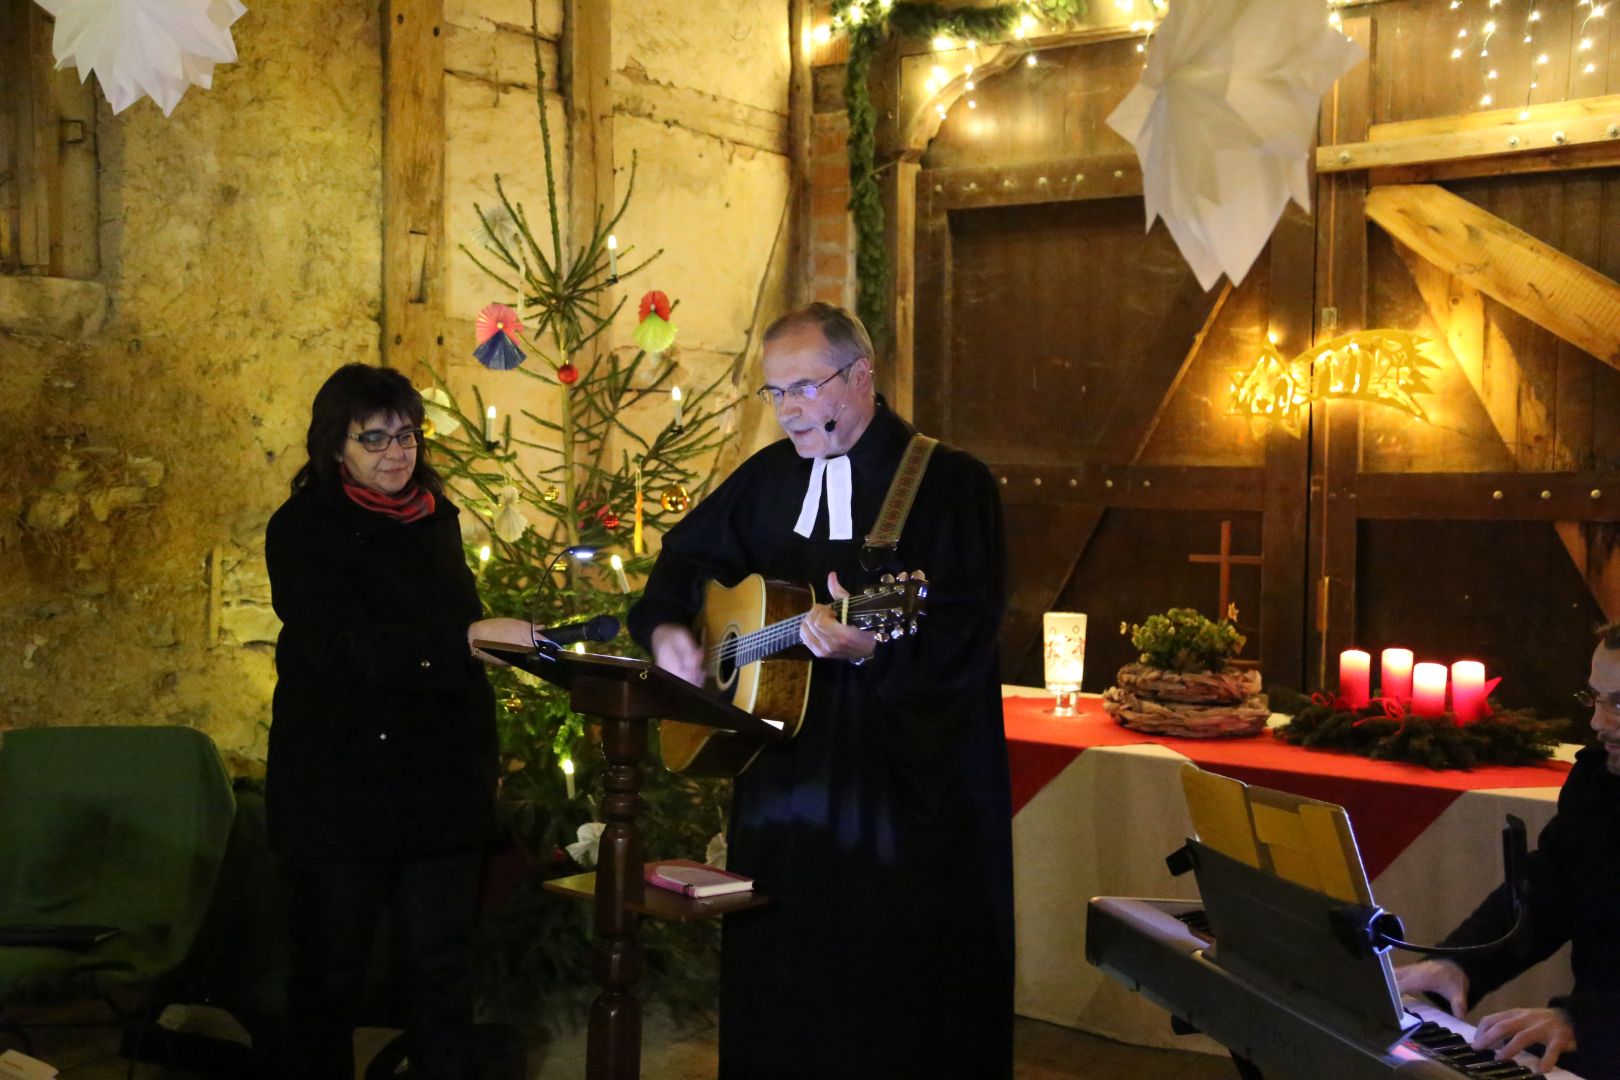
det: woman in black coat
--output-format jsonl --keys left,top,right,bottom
{"left": 266, "top": 364, "right": 535, "bottom": 1080}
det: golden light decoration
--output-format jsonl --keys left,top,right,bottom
{"left": 660, "top": 484, "right": 691, "bottom": 513}
{"left": 542, "top": 486, "right": 560, "bottom": 503}
{"left": 1228, "top": 329, "right": 1439, "bottom": 428}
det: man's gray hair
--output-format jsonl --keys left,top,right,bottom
{"left": 763, "top": 302, "right": 875, "bottom": 373}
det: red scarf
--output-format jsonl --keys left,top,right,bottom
{"left": 340, "top": 465, "right": 436, "bottom": 523}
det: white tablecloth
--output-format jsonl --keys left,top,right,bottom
{"left": 1006, "top": 688, "right": 1577, "bottom": 1053}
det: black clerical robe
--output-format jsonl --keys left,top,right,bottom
{"left": 629, "top": 401, "right": 1014, "bottom": 1079}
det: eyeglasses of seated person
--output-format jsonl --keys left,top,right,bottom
{"left": 348, "top": 427, "right": 424, "bottom": 452}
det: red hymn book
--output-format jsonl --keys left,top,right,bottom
{"left": 644, "top": 859, "right": 754, "bottom": 899}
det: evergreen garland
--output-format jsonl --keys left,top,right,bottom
{"left": 1269, "top": 686, "right": 1569, "bottom": 770}
{"left": 836, "top": 1, "right": 1029, "bottom": 338}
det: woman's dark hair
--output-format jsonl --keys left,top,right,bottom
{"left": 290, "top": 364, "right": 445, "bottom": 496}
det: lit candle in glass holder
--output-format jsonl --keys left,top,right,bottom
{"left": 1043, "top": 612, "right": 1087, "bottom": 716}
{"left": 1411, "top": 662, "right": 1448, "bottom": 717}
{"left": 1338, "top": 649, "right": 1371, "bottom": 709}
{"left": 1380, "top": 647, "right": 1414, "bottom": 703}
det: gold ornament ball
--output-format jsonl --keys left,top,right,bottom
{"left": 542, "top": 486, "right": 560, "bottom": 503}
{"left": 660, "top": 484, "right": 691, "bottom": 513}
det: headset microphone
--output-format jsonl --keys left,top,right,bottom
{"left": 823, "top": 401, "right": 847, "bottom": 433}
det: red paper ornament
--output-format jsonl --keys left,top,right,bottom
{"left": 601, "top": 511, "right": 620, "bottom": 529}
{"left": 557, "top": 363, "right": 579, "bottom": 385}
{"left": 638, "top": 290, "right": 671, "bottom": 322}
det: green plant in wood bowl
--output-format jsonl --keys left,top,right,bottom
{"left": 1126, "top": 607, "right": 1246, "bottom": 673}
{"left": 1106, "top": 607, "right": 1268, "bottom": 737}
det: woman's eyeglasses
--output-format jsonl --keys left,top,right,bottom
{"left": 349, "top": 429, "right": 423, "bottom": 452}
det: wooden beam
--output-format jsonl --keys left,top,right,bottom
{"left": 382, "top": 0, "right": 447, "bottom": 376}
{"left": 563, "top": 0, "right": 612, "bottom": 293}
{"left": 1260, "top": 201, "right": 1316, "bottom": 692}
{"left": 988, "top": 464, "right": 1264, "bottom": 511}
{"left": 788, "top": 0, "right": 814, "bottom": 308}
{"left": 1395, "top": 245, "right": 1566, "bottom": 468}
{"left": 1367, "top": 183, "right": 1620, "bottom": 371}
{"left": 921, "top": 156, "right": 1143, "bottom": 211}
{"left": 1555, "top": 522, "right": 1620, "bottom": 622}
{"left": 1371, "top": 95, "right": 1620, "bottom": 143}
{"left": 1307, "top": 14, "right": 1372, "bottom": 689}
{"left": 1356, "top": 472, "right": 1620, "bottom": 521}
{"left": 1369, "top": 139, "right": 1620, "bottom": 186}
{"left": 1319, "top": 98, "right": 1620, "bottom": 176}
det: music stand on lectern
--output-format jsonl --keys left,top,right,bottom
{"left": 473, "top": 641, "right": 783, "bottom": 1080}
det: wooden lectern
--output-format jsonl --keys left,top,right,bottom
{"left": 473, "top": 642, "right": 782, "bottom": 1080}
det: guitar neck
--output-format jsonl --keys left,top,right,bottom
{"left": 704, "top": 597, "right": 862, "bottom": 670}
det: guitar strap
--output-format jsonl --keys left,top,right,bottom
{"left": 860, "top": 433, "right": 938, "bottom": 572}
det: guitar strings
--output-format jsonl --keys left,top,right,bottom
{"left": 703, "top": 591, "right": 907, "bottom": 667}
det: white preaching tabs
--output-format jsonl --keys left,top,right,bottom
{"left": 792, "top": 455, "right": 853, "bottom": 540}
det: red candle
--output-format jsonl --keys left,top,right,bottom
{"left": 1451, "top": 660, "right": 1487, "bottom": 723}
{"left": 1411, "top": 662, "right": 1448, "bottom": 717}
{"left": 1380, "top": 648, "right": 1414, "bottom": 703}
{"left": 1338, "top": 649, "right": 1371, "bottom": 709}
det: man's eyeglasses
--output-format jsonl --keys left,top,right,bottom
{"left": 1574, "top": 688, "right": 1620, "bottom": 709}
{"left": 349, "top": 428, "right": 424, "bottom": 452}
{"left": 756, "top": 368, "right": 849, "bottom": 406}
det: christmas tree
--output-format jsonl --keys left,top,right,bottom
{"left": 420, "top": 3, "right": 737, "bottom": 1028}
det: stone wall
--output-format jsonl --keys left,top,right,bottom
{"left": 0, "top": 1, "right": 793, "bottom": 756}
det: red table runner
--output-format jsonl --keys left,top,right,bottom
{"left": 1004, "top": 695, "right": 1572, "bottom": 879}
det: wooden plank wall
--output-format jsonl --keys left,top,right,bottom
{"left": 0, "top": 0, "right": 98, "bottom": 280}
{"left": 895, "top": 0, "right": 1620, "bottom": 704}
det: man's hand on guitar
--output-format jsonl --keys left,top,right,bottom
{"left": 802, "top": 572, "right": 878, "bottom": 663}
{"left": 652, "top": 623, "right": 706, "bottom": 686}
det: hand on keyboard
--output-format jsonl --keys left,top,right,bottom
{"left": 1473, "top": 1006, "right": 1577, "bottom": 1075}
{"left": 1395, "top": 958, "right": 1469, "bottom": 1018}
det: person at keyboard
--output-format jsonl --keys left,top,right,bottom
{"left": 1396, "top": 628, "right": 1620, "bottom": 1080}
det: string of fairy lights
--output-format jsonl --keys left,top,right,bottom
{"left": 813, "top": 0, "right": 1605, "bottom": 127}
{"left": 1446, "top": 0, "right": 1608, "bottom": 114}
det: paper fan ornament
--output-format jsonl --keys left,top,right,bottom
{"left": 474, "top": 303, "right": 526, "bottom": 370}
{"left": 1106, "top": 0, "right": 1364, "bottom": 289}
{"left": 419, "top": 386, "right": 460, "bottom": 438}
{"left": 634, "top": 291, "right": 678, "bottom": 355}
{"left": 39, "top": 0, "right": 247, "bottom": 117}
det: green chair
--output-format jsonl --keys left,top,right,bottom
{"left": 0, "top": 725, "right": 236, "bottom": 1047}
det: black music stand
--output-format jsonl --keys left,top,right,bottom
{"left": 473, "top": 642, "right": 783, "bottom": 1080}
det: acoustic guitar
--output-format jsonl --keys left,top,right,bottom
{"left": 659, "top": 571, "right": 928, "bottom": 777}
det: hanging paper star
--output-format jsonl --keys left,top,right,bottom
{"left": 633, "top": 290, "right": 678, "bottom": 355}
{"left": 38, "top": 0, "right": 247, "bottom": 117}
{"left": 473, "top": 303, "right": 526, "bottom": 370}
{"left": 1106, "top": 0, "right": 1364, "bottom": 289}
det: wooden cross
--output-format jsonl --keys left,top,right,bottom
{"left": 1187, "top": 520, "right": 1263, "bottom": 621}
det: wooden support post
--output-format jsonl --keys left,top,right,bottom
{"left": 1307, "top": 15, "right": 1372, "bottom": 689}
{"left": 586, "top": 711, "right": 646, "bottom": 1080}
{"left": 1261, "top": 201, "right": 1315, "bottom": 691}
{"left": 564, "top": 0, "right": 613, "bottom": 267}
{"left": 382, "top": 0, "right": 446, "bottom": 377}
{"left": 788, "top": 0, "right": 814, "bottom": 309}
{"left": 881, "top": 155, "right": 919, "bottom": 416}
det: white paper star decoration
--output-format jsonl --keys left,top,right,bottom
{"left": 36, "top": 0, "right": 247, "bottom": 117}
{"left": 1106, "top": 0, "right": 1365, "bottom": 290}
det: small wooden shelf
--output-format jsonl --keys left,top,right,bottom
{"left": 543, "top": 871, "right": 768, "bottom": 924}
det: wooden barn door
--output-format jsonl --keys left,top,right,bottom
{"left": 913, "top": 35, "right": 1310, "bottom": 692}
{"left": 911, "top": 5, "right": 1620, "bottom": 716}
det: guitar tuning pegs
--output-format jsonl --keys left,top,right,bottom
{"left": 880, "top": 573, "right": 895, "bottom": 585}
{"left": 897, "top": 571, "right": 909, "bottom": 582}
{"left": 909, "top": 619, "right": 919, "bottom": 634}
{"left": 911, "top": 569, "right": 926, "bottom": 582}
{"left": 891, "top": 625, "right": 906, "bottom": 638}
{"left": 875, "top": 630, "right": 889, "bottom": 644}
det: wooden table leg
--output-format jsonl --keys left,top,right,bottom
{"left": 586, "top": 715, "right": 646, "bottom": 1080}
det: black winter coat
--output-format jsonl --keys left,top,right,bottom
{"left": 1447, "top": 745, "right": 1620, "bottom": 1079}
{"left": 265, "top": 482, "right": 497, "bottom": 859}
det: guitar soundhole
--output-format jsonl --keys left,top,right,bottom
{"left": 715, "top": 630, "right": 740, "bottom": 699}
